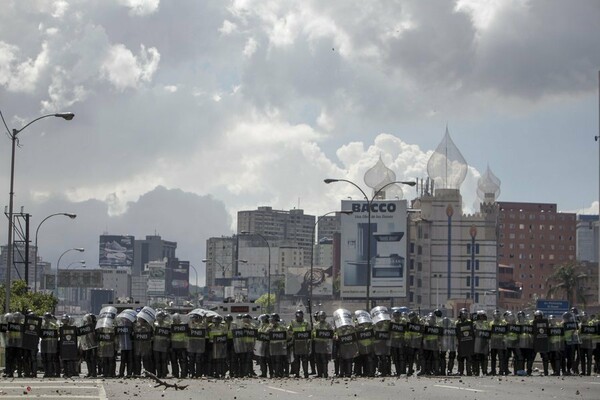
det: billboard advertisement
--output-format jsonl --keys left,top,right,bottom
{"left": 147, "top": 264, "right": 166, "bottom": 296}
{"left": 57, "top": 269, "right": 103, "bottom": 288}
{"left": 340, "top": 199, "right": 408, "bottom": 298}
{"left": 169, "top": 260, "right": 190, "bottom": 297}
{"left": 285, "top": 266, "right": 333, "bottom": 297}
{"left": 99, "top": 235, "right": 134, "bottom": 267}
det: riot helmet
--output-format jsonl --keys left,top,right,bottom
{"left": 433, "top": 309, "right": 443, "bottom": 318}
{"left": 459, "top": 308, "right": 469, "bottom": 321}
{"left": 295, "top": 310, "right": 304, "bottom": 322}
{"left": 172, "top": 313, "right": 181, "bottom": 324}
{"left": 271, "top": 313, "right": 280, "bottom": 323}
{"left": 580, "top": 311, "right": 588, "bottom": 323}
{"left": 533, "top": 310, "right": 544, "bottom": 320}
{"left": 61, "top": 314, "right": 71, "bottom": 325}
{"left": 317, "top": 310, "right": 327, "bottom": 322}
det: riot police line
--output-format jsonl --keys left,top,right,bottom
{"left": 1, "top": 304, "right": 599, "bottom": 379}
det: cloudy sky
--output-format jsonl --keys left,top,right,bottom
{"left": 1, "top": 0, "right": 599, "bottom": 285}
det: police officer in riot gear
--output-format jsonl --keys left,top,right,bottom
{"left": 579, "top": 312, "right": 595, "bottom": 376}
{"left": 333, "top": 309, "right": 358, "bottom": 378}
{"left": 440, "top": 316, "right": 456, "bottom": 375}
{"left": 455, "top": 308, "right": 474, "bottom": 376}
{"left": 255, "top": 314, "right": 271, "bottom": 378}
{"left": 187, "top": 313, "right": 207, "bottom": 378}
{"left": 78, "top": 313, "right": 98, "bottom": 377}
{"left": 60, "top": 314, "right": 78, "bottom": 378}
{"left": 532, "top": 310, "right": 550, "bottom": 376}
{"left": 354, "top": 310, "right": 375, "bottom": 377}
{"left": 473, "top": 310, "right": 490, "bottom": 376}
{"left": 312, "top": 311, "right": 333, "bottom": 378}
{"left": 209, "top": 315, "right": 228, "bottom": 378}
{"left": 116, "top": 310, "right": 136, "bottom": 378}
{"left": 170, "top": 313, "right": 188, "bottom": 378}
{"left": 489, "top": 309, "right": 508, "bottom": 375}
{"left": 267, "top": 313, "right": 288, "bottom": 378}
{"left": 389, "top": 308, "right": 406, "bottom": 376}
{"left": 289, "top": 310, "right": 311, "bottom": 378}
{"left": 153, "top": 310, "right": 171, "bottom": 378}
{"left": 405, "top": 311, "right": 423, "bottom": 376}
{"left": 40, "top": 312, "right": 59, "bottom": 377}
{"left": 133, "top": 309, "right": 155, "bottom": 376}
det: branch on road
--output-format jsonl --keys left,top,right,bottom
{"left": 144, "top": 371, "right": 189, "bottom": 391}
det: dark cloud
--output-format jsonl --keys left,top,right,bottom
{"left": 3, "top": 186, "right": 231, "bottom": 285}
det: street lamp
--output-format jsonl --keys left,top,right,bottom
{"left": 34, "top": 212, "right": 77, "bottom": 292}
{"left": 2, "top": 110, "right": 74, "bottom": 312}
{"left": 202, "top": 258, "right": 248, "bottom": 278}
{"left": 308, "top": 210, "right": 352, "bottom": 323}
{"left": 324, "top": 178, "right": 416, "bottom": 310}
{"left": 66, "top": 260, "right": 85, "bottom": 270}
{"left": 239, "top": 231, "right": 271, "bottom": 312}
{"left": 55, "top": 247, "right": 84, "bottom": 296}
{"left": 188, "top": 264, "right": 200, "bottom": 306}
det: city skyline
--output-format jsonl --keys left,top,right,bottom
{"left": 1, "top": 1, "right": 599, "bottom": 285}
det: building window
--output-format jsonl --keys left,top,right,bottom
{"left": 466, "top": 277, "right": 471, "bottom": 287}
{"left": 475, "top": 276, "right": 480, "bottom": 287}
{"left": 467, "top": 260, "right": 471, "bottom": 270}
{"left": 467, "top": 243, "right": 471, "bottom": 254}
{"left": 475, "top": 293, "right": 480, "bottom": 303}
{"left": 475, "top": 260, "right": 480, "bottom": 270}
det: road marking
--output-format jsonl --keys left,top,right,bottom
{"left": 267, "top": 386, "right": 299, "bottom": 394}
{"left": 0, "top": 386, "right": 100, "bottom": 389}
{"left": 587, "top": 382, "right": 600, "bottom": 385}
{"left": 434, "top": 384, "right": 485, "bottom": 393}
{"left": 0, "top": 396, "right": 99, "bottom": 399}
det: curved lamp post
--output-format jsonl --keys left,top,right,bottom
{"left": 324, "top": 178, "right": 416, "bottom": 310}
{"left": 34, "top": 212, "right": 77, "bottom": 292}
{"left": 2, "top": 110, "right": 74, "bottom": 312}
{"left": 66, "top": 260, "right": 86, "bottom": 270}
{"left": 239, "top": 231, "right": 271, "bottom": 311}
{"left": 55, "top": 247, "right": 84, "bottom": 296}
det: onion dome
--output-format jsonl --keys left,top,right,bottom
{"left": 364, "top": 156, "right": 403, "bottom": 199}
{"left": 427, "top": 127, "right": 468, "bottom": 189}
{"left": 477, "top": 165, "right": 501, "bottom": 202}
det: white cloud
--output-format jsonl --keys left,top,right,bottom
{"left": 163, "top": 85, "right": 177, "bottom": 93}
{"left": 40, "top": 66, "right": 89, "bottom": 112}
{"left": 51, "top": 0, "right": 70, "bottom": 18}
{"left": 0, "top": 41, "right": 49, "bottom": 93}
{"left": 219, "top": 20, "right": 238, "bottom": 35}
{"left": 117, "top": 0, "right": 160, "bottom": 16}
{"left": 243, "top": 37, "right": 257, "bottom": 57}
{"left": 101, "top": 43, "right": 160, "bottom": 90}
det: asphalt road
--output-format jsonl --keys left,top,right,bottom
{"left": 0, "top": 374, "right": 598, "bottom": 400}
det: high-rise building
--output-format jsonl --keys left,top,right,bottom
{"left": 205, "top": 236, "right": 237, "bottom": 287}
{"left": 132, "top": 235, "right": 177, "bottom": 276}
{"left": 237, "top": 207, "right": 315, "bottom": 266}
{"left": 576, "top": 214, "right": 599, "bottom": 262}
{"left": 496, "top": 202, "right": 576, "bottom": 309}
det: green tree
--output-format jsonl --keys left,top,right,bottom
{"left": 546, "top": 262, "right": 588, "bottom": 307}
{"left": 0, "top": 280, "right": 58, "bottom": 314}
{"left": 255, "top": 292, "right": 276, "bottom": 313}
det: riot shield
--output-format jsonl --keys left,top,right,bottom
{"left": 60, "top": 325, "right": 79, "bottom": 360}
{"left": 333, "top": 309, "right": 353, "bottom": 330}
{"left": 355, "top": 310, "right": 372, "bottom": 325}
{"left": 137, "top": 306, "right": 156, "bottom": 324}
{"left": 96, "top": 306, "right": 117, "bottom": 330}
{"left": 533, "top": 319, "right": 549, "bottom": 353}
{"left": 456, "top": 321, "right": 474, "bottom": 357}
{"left": 22, "top": 315, "right": 41, "bottom": 351}
{"left": 77, "top": 318, "right": 98, "bottom": 351}
{"left": 370, "top": 306, "right": 390, "bottom": 325}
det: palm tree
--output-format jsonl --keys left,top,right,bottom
{"left": 546, "top": 262, "right": 588, "bottom": 307}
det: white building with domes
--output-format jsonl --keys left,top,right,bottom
{"left": 407, "top": 128, "right": 499, "bottom": 315}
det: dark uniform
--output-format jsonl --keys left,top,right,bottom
{"left": 187, "top": 313, "right": 207, "bottom": 378}
{"left": 312, "top": 311, "right": 333, "bottom": 378}
{"left": 40, "top": 313, "right": 59, "bottom": 377}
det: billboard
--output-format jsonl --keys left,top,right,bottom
{"left": 169, "top": 260, "right": 190, "bottom": 297}
{"left": 340, "top": 199, "right": 408, "bottom": 298}
{"left": 57, "top": 269, "right": 103, "bottom": 288}
{"left": 147, "top": 264, "right": 166, "bottom": 296}
{"left": 285, "top": 266, "right": 333, "bottom": 297}
{"left": 99, "top": 235, "right": 134, "bottom": 267}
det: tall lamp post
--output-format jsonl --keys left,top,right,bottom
{"left": 308, "top": 210, "right": 352, "bottom": 318}
{"left": 55, "top": 247, "right": 84, "bottom": 297}
{"left": 1, "top": 110, "right": 74, "bottom": 312}
{"left": 34, "top": 212, "right": 77, "bottom": 292}
{"left": 66, "top": 260, "right": 85, "bottom": 270}
{"left": 324, "top": 178, "right": 416, "bottom": 310}
{"left": 240, "top": 231, "right": 271, "bottom": 311}
{"left": 188, "top": 264, "right": 199, "bottom": 306}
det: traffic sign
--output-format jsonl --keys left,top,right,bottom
{"left": 536, "top": 299, "right": 569, "bottom": 315}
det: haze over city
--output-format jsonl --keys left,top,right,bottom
{"left": 1, "top": 0, "right": 599, "bottom": 285}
